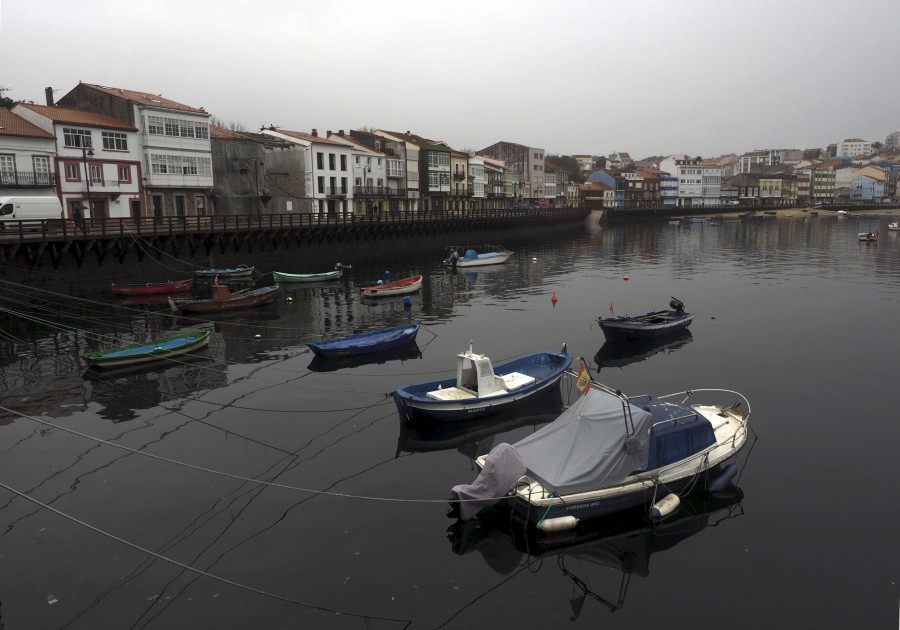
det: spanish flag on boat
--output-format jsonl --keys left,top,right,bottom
{"left": 575, "top": 360, "right": 590, "bottom": 396}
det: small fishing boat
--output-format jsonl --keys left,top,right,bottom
{"left": 597, "top": 298, "right": 693, "bottom": 342}
{"left": 81, "top": 328, "right": 212, "bottom": 369}
{"left": 858, "top": 230, "right": 878, "bottom": 242}
{"left": 307, "top": 323, "right": 420, "bottom": 358}
{"left": 392, "top": 341, "right": 572, "bottom": 422}
{"left": 450, "top": 372, "right": 751, "bottom": 529}
{"left": 169, "top": 282, "right": 278, "bottom": 314}
{"left": 273, "top": 268, "right": 342, "bottom": 283}
{"left": 308, "top": 342, "right": 422, "bottom": 373}
{"left": 194, "top": 264, "right": 254, "bottom": 279}
{"left": 360, "top": 274, "right": 423, "bottom": 297}
{"left": 444, "top": 246, "right": 513, "bottom": 268}
{"left": 888, "top": 222, "right": 900, "bottom": 231}
{"left": 111, "top": 278, "right": 193, "bottom": 296}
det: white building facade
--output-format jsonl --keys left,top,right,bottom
{"left": 14, "top": 103, "right": 143, "bottom": 221}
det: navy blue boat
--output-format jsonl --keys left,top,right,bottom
{"left": 393, "top": 342, "right": 572, "bottom": 422}
{"left": 308, "top": 323, "right": 420, "bottom": 359}
{"left": 597, "top": 298, "right": 693, "bottom": 342}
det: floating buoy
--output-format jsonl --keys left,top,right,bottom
{"left": 649, "top": 493, "right": 680, "bottom": 519}
{"left": 709, "top": 463, "right": 738, "bottom": 492}
{"left": 537, "top": 516, "right": 579, "bottom": 532}
{"left": 285, "top": 296, "right": 293, "bottom": 304}
{"left": 254, "top": 334, "right": 262, "bottom": 339}
{"left": 551, "top": 293, "right": 557, "bottom": 304}
{"left": 533, "top": 257, "right": 538, "bottom": 261}
{"left": 623, "top": 275, "right": 629, "bottom": 281}
{"left": 377, "top": 280, "right": 383, "bottom": 285}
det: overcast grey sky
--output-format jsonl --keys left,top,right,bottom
{"left": 2, "top": 0, "right": 898, "bottom": 159}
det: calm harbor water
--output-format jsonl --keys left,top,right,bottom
{"left": 1, "top": 212, "right": 898, "bottom": 629}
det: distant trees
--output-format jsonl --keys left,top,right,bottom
{"left": 210, "top": 115, "right": 248, "bottom": 132}
{"left": 547, "top": 155, "right": 586, "bottom": 183}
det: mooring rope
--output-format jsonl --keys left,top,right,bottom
{"left": 0, "top": 479, "right": 412, "bottom": 626}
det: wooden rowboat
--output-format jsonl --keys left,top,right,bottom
{"left": 170, "top": 283, "right": 278, "bottom": 314}
{"left": 82, "top": 329, "right": 212, "bottom": 369}
{"left": 194, "top": 265, "right": 254, "bottom": 279}
{"left": 360, "top": 275, "right": 423, "bottom": 297}
{"left": 111, "top": 278, "right": 193, "bottom": 296}
{"left": 308, "top": 323, "right": 420, "bottom": 358}
{"left": 273, "top": 269, "right": 342, "bottom": 283}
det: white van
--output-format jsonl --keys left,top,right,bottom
{"left": 0, "top": 196, "right": 64, "bottom": 231}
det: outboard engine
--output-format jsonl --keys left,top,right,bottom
{"left": 669, "top": 297, "right": 684, "bottom": 313}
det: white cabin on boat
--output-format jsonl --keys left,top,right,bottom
{"left": 426, "top": 342, "right": 534, "bottom": 401}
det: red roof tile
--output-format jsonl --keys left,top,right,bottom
{"left": 81, "top": 83, "right": 207, "bottom": 114}
{"left": 210, "top": 124, "right": 259, "bottom": 141}
{"left": 268, "top": 128, "right": 349, "bottom": 146}
{"left": 0, "top": 108, "right": 54, "bottom": 138}
{"left": 15, "top": 103, "right": 138, "bottom": 131}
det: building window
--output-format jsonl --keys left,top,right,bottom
{"left": 151, "top": 155, "right": 167, "bottom": 174}
{"left": 90, "top": 164, "right": 102, "bottom": 183}
{"left": 146, "top": 116, "right": 164, "bottom": 135}
{"left": 34, "top": 156, "right": 50, "bottom": 184}
{"left": 65, "top": 163, "right": 80, "bottom": 181}
{"left": 341, "top": 177, "right": 347, "bottom": 193}
{"left": 429, "top": 172, "right": 440, "bottom": 187}
{"left": 329, "top": 154, "right": 336, "bottom": 170}
{"left": 196, "top": 195, "right": 206, "bottom": 216}
{"left": 102, "top": 132, "right": 128, "bottom": 151}
{"left": 317, "top": 176, "right": 324, "bottom": 193}
{"left": 63, "top": 128, "right": 92, "bottom": 148}
{"left": 340, "top": 155, "right": 347, "bottom": 171}
{"left": 0, "top": 155, "right": 15, "bottom": 184}
{"left": 118, "top": 165, "right": 131, "bottom": 183}
{"left": 317, "top": 153, "right": 324, "bottom": 169}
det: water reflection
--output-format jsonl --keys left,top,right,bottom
{"left": 593, "top": 329, "right": 693, "bottom": 371}
{"left": 448, "top": 487, "right": 744, "bottom": 617}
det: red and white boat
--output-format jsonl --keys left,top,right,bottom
{"left": 360, "top": 274, "right": 423, "bottom": 297}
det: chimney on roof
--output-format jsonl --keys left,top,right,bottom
{"left": 326, "top": 130, "right": 331, "bottom": 136}
{"left": 312, "top": 129, "right": 318, "bottom": 136}
{"left": 45, "top": 87, "right": 54, "bottom": 106}
{"left": 339, "top": 130, "right": 344, "bottom": 135}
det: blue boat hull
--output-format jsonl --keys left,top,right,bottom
{"left": 308, "top": 324, "right": 420, "bottom": 358}
{"left": 393, "top": 351, "right": 572, "bottom": 422}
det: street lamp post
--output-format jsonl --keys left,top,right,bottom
{"left": 81, "top": 144, "right": 94, "bottom": 222}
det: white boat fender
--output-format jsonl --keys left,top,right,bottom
{"left": 536, "top": 516, "right": 579, "bottom": 532}
{"left": 650, "top": 493, "right": 681, "bottom": 519}
{"left": 709, "top": 463, "right": 738, "bottom": 492}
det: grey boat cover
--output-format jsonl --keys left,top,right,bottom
{"left": 451, "top": 442, "right": 526, "bottom": 520}
{"left": 511, "top": 387, "right": 654, "bottom": 495}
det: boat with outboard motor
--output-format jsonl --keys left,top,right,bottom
{"left": 444, "top": 245, "right": 513, "bottom": 268}
{"left": 450, "top": 368, "right": 750, "bottom": 531}
{"left": 393, "top": 341, "right": 572, "bottom": 422}
{"left": 597, "top": 298, "right": 693, "bottom": 342}
{"left": 858, "top": 230, "right": 878, "bottom": 242}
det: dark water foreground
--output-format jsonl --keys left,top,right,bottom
{"left": 0, "top": 213, "right": 898, "bottom": 629}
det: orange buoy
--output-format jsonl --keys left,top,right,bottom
{"left": 623, "top": 276, "right": 629, "bottom": 281}
{"left": 551, "top": 293, "right": 557, "bottom": 303}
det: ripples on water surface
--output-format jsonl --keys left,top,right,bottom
{"left": 0, "top": 212, "right": 898, "bottom": 629}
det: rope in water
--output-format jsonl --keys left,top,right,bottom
{"left": 0, "top": 479, "right": 412, "bottom": 626}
